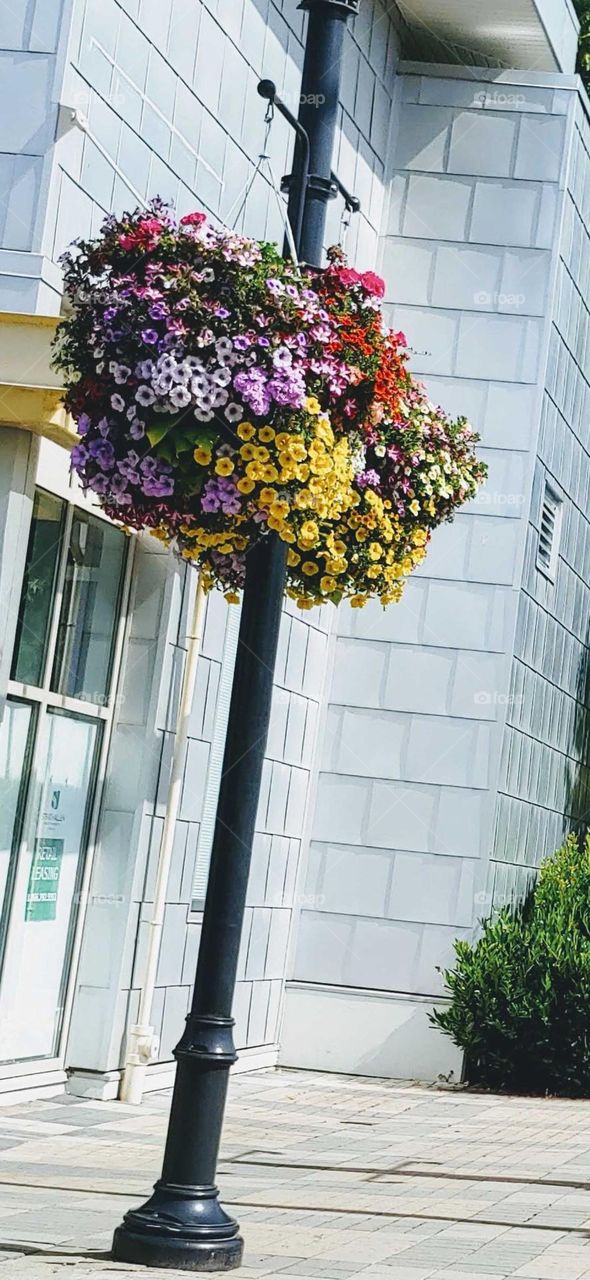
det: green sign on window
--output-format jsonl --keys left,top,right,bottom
{"left": 25, "top": 838, "right": 64, "bottom": 922}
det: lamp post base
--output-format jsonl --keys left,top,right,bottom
{"left": 112, "top": 1182, "right": 243, "bottom": 1272}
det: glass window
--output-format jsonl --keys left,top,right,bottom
{"left": 0, "top": 709, "right": 100, "bottom": 1062}
{"left": 11, "top": 491, "right": 64, "bottom": 687}
{"left": 0, "top": 701, "right": 34, "bottom": 928}
{"left": 51, "top": 511, "right": 126, "bottom": 703}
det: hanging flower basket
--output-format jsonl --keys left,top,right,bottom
{"left": 274, "top": 248, "right": 487, "bottom": 609}
{"left": 54, "top": 203, "right": 486, "bottom": 607}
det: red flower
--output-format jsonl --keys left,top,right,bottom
{"left": 180, "top": 211, "right": 207, "bottom": 227}
{"left": 361, "top": 271, "right": 385, "bottom": 298}
{"left": 119, "top": 218, "right": 164, "bottom": 251}
{"left": 337, "top": 266, "right": 361, "bottom": 287}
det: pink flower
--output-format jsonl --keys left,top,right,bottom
{"left": 180, "top": 211, "right": 207, "bottom": 227}
{"left": 361, "top": 271, "right": 385, "bottom": 298}
{"left": 338, "top": 267, "right": 361, "bottom": 287}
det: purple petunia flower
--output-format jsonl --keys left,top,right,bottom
{"left": 141, "top": 328, "right": 159, "bottom": 345}
{"left": 170, "top": 385, "right": 191, "bottom": 409}
{"left": 142, "top": 475, "right": 174, "bottom": 497}
{"left": 88, "top": 473, "right": 110, "bottom": 494}
{"left": 77, "top": 412, "right": 91, "bottom": 435}
{"left": 71, "top": 443, "right": 89, "bottom": 469}
{"left": 89, "top": 438, "right": 115, "bottom": 469}
{"left": 136, "top": 386, "right": 155, "bottom": 407}
{"left": 356, "top": 469, "right": 380, "bottom": 489}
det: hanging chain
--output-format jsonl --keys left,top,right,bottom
{"left": 223, "top": 97, "right": 299, "bottom": 266}
{"left": 339, "top": 201, "right": 352, "bottom": 252}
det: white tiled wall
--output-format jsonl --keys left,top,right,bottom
{"left": 282, "top": 66, "right": 583, "bottom": 1080}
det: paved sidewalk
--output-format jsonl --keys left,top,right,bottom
{"left": 0, "top": 1070, "right": 590, "bottom": 1278}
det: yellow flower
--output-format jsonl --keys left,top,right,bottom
{"left": 237, "top": 422, "right": 256, "bottom": 440}
{"left": 258, "top": 426, "right": 275, "bottom": 442}
{"left": 259, "top": 487, "right": 278, "bottom": 505}
{"left": 299, "top": 520, "right": 319, "bottom": 544}
{"left": 270, "top": 500, "right": 290, "bottom": 519}
{"left": 368, "top": 542, "right": 382, "bottom": 561}
{"left": 224, "top": 591, "right": 240, "bottom": 604}
{"left": 302, "top": 561, "right": 319, "bottom": 576}
{"left": 246, "top": 461, "right": 262, "bottom": 480}
{"left": 326, "top": 557, "right": 347, "bottom": 574}
{"left": 260, "top": 464, "right": 279, "bottom": 483}
{"left": 287, "top": 549, "right": 301, "bottom": 566}
{"left": 412, "top": 528, "right": 428, "bottom": 546}
{"left": 350, "top": 594, "right": 368, "bottom": 608}
{"left": 297, "top": 596, "right": 315, "bottom": 611}
{"left": 237, "top": 477, "right": 255, "bottom": 494}
{"left": 194, "top": 446, "right": 212, "bottom": 466}
{"left": 233, "top": 535, "right": 248, "bottom": 549}
{"left": 409, "top": 499, "right": 420, "bottom": 516}
{"left": 288, "top": 442, "right": 307, "bottom": 462}
{"left": 255, "top": 446, "right": 269, "bottom": 462}
{"left": 305, "top": 396, "right": 321, "bottom": 414}
{"left": 215, "top": 458, "right": 234, "bottom": 476}
{"left": 275, "top": 432, "right": 291, "bottom": 449}
{"left": 320, "top": 575, "right": 337, "bottom": 593}
{"left": 240, "top": 443, "right": 256, "bottom": 461}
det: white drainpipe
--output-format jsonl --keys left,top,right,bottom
{"left": 120, "top": 569, "right": 206, "bottom": 1105}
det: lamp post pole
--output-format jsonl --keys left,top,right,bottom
{"left": 112, "top": 0, "right": 359, "bottom": 1270}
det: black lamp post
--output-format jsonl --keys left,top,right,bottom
{"left": 112, "top": 0, "right": 360, "bottom": 1270}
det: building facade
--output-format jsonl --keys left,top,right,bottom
{"left": 0, "top": 0, "right": 588, "bottom": 1100}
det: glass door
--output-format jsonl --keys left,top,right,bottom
{"left": 0, "top": 710, "right": 100, "bottom": 1062}
{"left": 0, "top": 486, "right": 130, "bottom": 1069}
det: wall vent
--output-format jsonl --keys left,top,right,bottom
{"left": 536, "top": 480, "right": 562, "bottom": 582}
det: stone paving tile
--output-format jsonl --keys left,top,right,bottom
{"left": 3, "top": 1072, "right": 590, "bottom": 1276}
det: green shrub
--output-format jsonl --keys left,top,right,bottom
{"left": 576, "top": 1, "right": 590, "bottom": 90}
{"left": 432, "top": 833, "right": 590, "bottom": 1095}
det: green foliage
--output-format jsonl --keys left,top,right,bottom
{"left": 432, "top": 833, "right": 590, "bottom": 1095}
{"left": 575, "top": 1, "right": 590, "bottom": 89}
